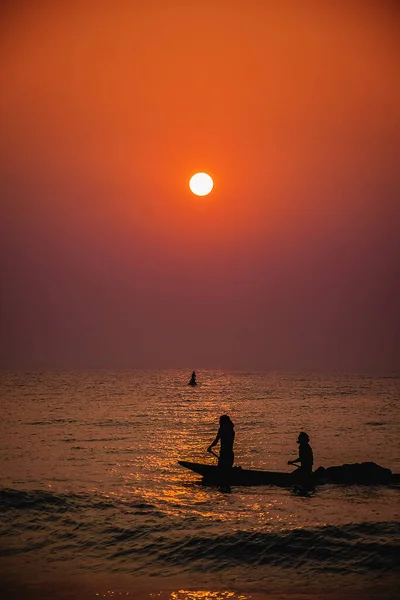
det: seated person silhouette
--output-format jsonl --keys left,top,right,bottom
{"left": 288, "top": 431, "right": 314, "bottom": 488}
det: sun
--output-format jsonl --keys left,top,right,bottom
{"left": 189, "top": 172, "right": 214, "bottom": 196}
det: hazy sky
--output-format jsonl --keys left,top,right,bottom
{"left": 1, "top": 1, "right": 399, "bottom": 371}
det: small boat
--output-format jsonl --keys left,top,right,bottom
{"left": 178, "top": 460, "right": 400, "bottom": 487}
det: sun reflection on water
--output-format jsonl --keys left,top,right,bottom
{"left": 83, "top": 394, "right": 337, "bottom": 534}
{"left": 96, "top": 591, "right": 250, "bottom": 599}
{"left": 155, "top": 592, "right": 249, "bottom": 600}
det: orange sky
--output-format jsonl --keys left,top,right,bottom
{"left": 1, "top": 1, "right": 399, "bottom": 370}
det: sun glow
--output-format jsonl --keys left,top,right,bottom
{"left": 189, "top": 172, "right": 214, "bottom": 196}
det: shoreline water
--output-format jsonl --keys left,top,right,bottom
{"left": 2, "top": 553, "right": 399, "bottom": 600}
{"left": 1, "top": 580, "right": 399, "bottom": 600}
{"left": 1, "top": 572, "right": 399, "bottom": 600}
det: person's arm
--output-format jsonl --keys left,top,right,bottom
{"left": 207, "top": 431, "right": 220, "bottom": 452}
{"left": 288, "top": 456, "right": 300, "bottom": 465}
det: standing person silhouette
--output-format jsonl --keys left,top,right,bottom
{"left": 207, "top": 414, "right": 235, "bottom": 492}
{"left": 188, "top": 371, "right": 197, "bottom": 386}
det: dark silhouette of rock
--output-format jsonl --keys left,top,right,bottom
{"left": 314, "top": 462, "right": 392, "bottom": 484}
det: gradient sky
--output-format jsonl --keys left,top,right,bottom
{"left": 1, "top": 1, "right": 399, "bottom": 371}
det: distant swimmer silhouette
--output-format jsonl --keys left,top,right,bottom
{"left": 288, "top": 431, "right": 314, "bottom": 474}
{"left": 188, "top": 371, "right": 197, "bottom": 386}
{"left": 207, "top": 414, "right": 235, "bottom": 492}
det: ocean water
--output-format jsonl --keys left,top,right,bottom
{"left": 1, "top": 370, "right": 399, "bottom": 600}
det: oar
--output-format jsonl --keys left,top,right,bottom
{"left": 208, "top": 448, "right": 219, "bottom": 460}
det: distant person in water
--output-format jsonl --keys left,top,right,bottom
{"left": 207, "top": 414, "right": 235, "bottom": 469}
{"left": 188, "top": 371, "right": 197, "bottom": 386}
{"left": 288, "top": 431, "right": 314, "bottom": 473}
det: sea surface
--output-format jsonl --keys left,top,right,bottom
{"left": 1, "top": 370, "right": 399, "bottom": 600}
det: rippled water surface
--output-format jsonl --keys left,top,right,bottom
{"left": 1, "top": 370, "right": 399, "bottom": 599}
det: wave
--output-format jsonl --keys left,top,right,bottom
{"left": 0, "top": 488, "right": 155, "bottom": 512}
{"left": 1, "top": 488, "right": 399, "bottom": 576}
{"left": 154, "top": 523, "right": 400, "bottom": 573}
{"left": 107, "top": 521, "right": 400, "bottom": 575}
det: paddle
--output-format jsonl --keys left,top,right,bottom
{"left": 208, "top": 448, "right": 219, "bottom": 460}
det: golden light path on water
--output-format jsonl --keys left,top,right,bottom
{"left": 96, "top": 591, "right": 250, "bottom": 599}
{"left": 166, "top": 593, "right": 248, "bottom": 600}
{"left": 107, "top": 434, "right": 315, "bottom": 532}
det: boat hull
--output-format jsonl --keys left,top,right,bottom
{"left": 178, "top": 461, "right": 309, "bottom": 487}
{"left": 178, "top": 460, "right": 400, "bottom": 487}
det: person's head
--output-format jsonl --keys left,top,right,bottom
{"left": 297, "top": 431, "right": 310, "bottom": 444}
{"left": 219, "top": 414, "right": 234, "bottom": 428}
